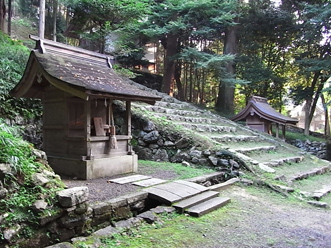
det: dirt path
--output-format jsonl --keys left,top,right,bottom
{"left": 188, "top": 186, "right": 331, "bottom": 248}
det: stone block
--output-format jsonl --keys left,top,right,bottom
{"left": 57, "top": 187, "right": 89, "bottom": 208}
{"left": 91, "top": 201, "right": 112, "bottom": 216}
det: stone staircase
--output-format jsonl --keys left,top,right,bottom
{"left": 131, "top": 94, "right": 331, "bottom": 208}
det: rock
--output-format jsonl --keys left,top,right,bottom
{"left": 143, "top": 120, "right": 155, "bottom": 132}
{"left": 138, "top": 139, "right": 147, "bottom": 146}
{"left": 0, "top": 187, "right": 8, "bottom": 199}
{"left": 142, "top": 131, "right": 160, "bottom": 143}
{"left": 0, "top": 163, "right": 14, "bottom": 179}
{"left": 239, "top": 178, "right": 254, "bottom": 186}
{"left": 32, "top": 149, "right": 47, "bottom": 160}
{"left": 57, "top": 187, "right": 89, "bottom": 207}
{"left": 137, "top": 211, "right": 159, "bottom": 224}
{"left": 191, "top": 157, "right": 199, "bottom": 164}
{"left": 175, "top": 138, "right": 190, "bottom": 149}
{"left": 32, "top": 173, "right": 50, "bottom": 186}
{"left": 170, "top": 151, "right": 191, "bottom": 163}
{"left": 189, "top": 150, "right": 202, "bottom": 158}
{"left": 203, "top": 150, "right": 211, "bottom": 156}
{"left": 208, "top": 156, "right": 218, "bottom": 166}
{"left": 217, "top": 159, "right": 229, "bottom": 167}
{"left": 31, "top": 199, "right": 48, "bottom": 213}
{"left": 3, "top": 224, "right": 21, "bottom": 241}
{"left": 153, "top": 149, "right": 169, "bottom": 162}
{"left": 136, "top": 147, "right": 153, "bottom": 160}
{"left": 150, "top": 206, "right": 176, "bottom": 215}
{"left": 307, "top": 201, "right": 330, "bottom": 209}
{"left": 149, "top": 144, "right": 159, "bottom": 149}
{"left": 258, "top": 164, "right": 276, "bottom": 173}
{"left": 93, "top": 225, "right": 119, "bottom": 237}
{"left": 182, "top": 161, "right": 190, "bottom": 167}
{"left": 164, "top": 141, "right": 175, "bottom": 147}
{"left": 229, "top": 159, "right": 240, "bottom": 169}
{"left": 45, "top": 242, "right": 75, "bottom": 248}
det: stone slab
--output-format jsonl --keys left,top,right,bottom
{"left": 108, "top": 174, "right": 151, "bottom": 184}
{"left": 313, "top": 184, "right": 331, "bottom": 200}
{"left": 186, "top": 197, "right": 231, "bottom": 217}
{"left": 133, "top": 178, "right": 167, "bottom": 187}
{"left": 173, "top": 191, "right": 219, "bottom": 213}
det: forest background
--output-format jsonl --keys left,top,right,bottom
{"left": 0, "top": 0, "right": 330, "bottom": 136}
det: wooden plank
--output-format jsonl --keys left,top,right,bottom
{"left": 93, "top": 117, "right": 105, "bottom": 136}
{"left": 153, "top": 182, "right": 201, "bottom": 199}
{"left": 186, "top": 197, "right": 231, "bottom": 217}
{"left": 174, "top": 180, "right": 208, "bottom": 191}
{"left": 143, "top": 187, "right": 182, "bottom": 205}
{"left": 173, "top": 191, "right": 219, "bottom": 213}
{"left": 208, "top": 178, "right": 239, "bottom": 191}
{"left": 133, "top": 178, "right": 167, "bottom": 187}
{"left": 108, "top": 175, "right": 151, "bottom": 184}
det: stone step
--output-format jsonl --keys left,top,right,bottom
{"left": 312, "top": 184, "right": 331, "bottom": 200}
{"left": 180, "top": 123, "right": 236, "bottom": 133}
{"left": 229, "top": 145, "right": 277, "bottom": 154}
{"left": 143, "top": 105, "right": 204, "bottom": 117}
{"left": 210, "top": 135, "right": 259, "bottom": 142}
{"left": 152, "top": 113, "right": 217, "bottom": 124}
{"left": 173, "top": 191, "right": 220, "bottom": 213}
{"left": 262, "top": 156, "right": 304, "bottom": 167}
{"left": 289, "top": 165, "right": 331, "bottom": 182}
{"left": 186, "top": 197, "right": 231, "bottom": 217}
{"left": 155, "top": 101, "right": 196, "bottom": 110}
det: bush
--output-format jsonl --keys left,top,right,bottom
{"left": 0, "top": 31, "right": 42, "bottom": 120}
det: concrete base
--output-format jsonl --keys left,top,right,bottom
{"left": 48, "top": 154, "right": 138, "bottom": 179}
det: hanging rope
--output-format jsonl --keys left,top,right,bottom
{"left": 109, "top": 99, "right": 118, "bottom": 149}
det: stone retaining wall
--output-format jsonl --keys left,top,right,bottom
{"left": 1, "top": 186, "right": 154, "bottom": 248}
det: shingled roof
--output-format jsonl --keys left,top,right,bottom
{"left": 232, "top": 96, "right": 298, "bottom": 125}
{"left": 10, "top": 35, "right": 162, "bottom": 104}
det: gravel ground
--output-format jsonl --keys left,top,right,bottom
{"left": 61, "top": 164, "right": 180, "bottom": 202}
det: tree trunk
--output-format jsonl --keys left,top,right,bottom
{"left": 216, "top": 25, "right": 237, "bottom": 115}
{"left": 174, "top": 60, "right": 185, "bottom": 101}
{"left": 53, "top": 0, "right": 58, "bottom": 41}
{"left": 304, "top": 72, "right": 324, "bottom": 136}
{"left": 321, "top": 93, "right": 330, "bottom": 136}
{"left": 162, "top": 33, "right": 178, "bottom": 95}
{"left": 39, "top": 0, "right": 46, "bottom": 39}
{"left": 7, "top": 0, "right": 11, "bottom": 36}
{"left": 0, "top": 0, "right": 5, "bottom": 32}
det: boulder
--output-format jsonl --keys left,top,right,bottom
{"left": 153, "top": 149, "right": 169, "bottom": 162}
{"left": 143, "top": 120, "right": 156, "bottom": 132}
{"left": 142, "top": 131, "right": 160, "bottom": 143}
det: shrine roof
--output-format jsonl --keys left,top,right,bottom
{"left": 10, "top": 35, "right": 162, "bottom": 104}
{"left": 231, "top": 96, "right": 298, "bottom": 125}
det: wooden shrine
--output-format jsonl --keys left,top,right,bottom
{"left": 231, "top": 96, "right": 298, "bottom": 138}
{"left": 11, "top": 35, "right": 161, "bottom": 179}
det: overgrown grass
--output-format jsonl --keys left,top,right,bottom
{"left": 138, "top": 160, "right": 215, "bottom": 180}
{"left": 272, "top": 129, "right": 327, "bottom": 143}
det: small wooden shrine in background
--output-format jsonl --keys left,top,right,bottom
{"left": 231, "top": 96, "right": 298, "bottom": 138}
{"left": 11, "top": 35, "right": 161, "bottom": 179}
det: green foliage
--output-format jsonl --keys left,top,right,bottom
{"left": 138, "top": 160, "right": 215, "bottom": 180}
{"left": 0, "top": 119, "right": 65, "bottom": 231}
{"left": 0, "top": 32, "right": 42, "bottom": 120}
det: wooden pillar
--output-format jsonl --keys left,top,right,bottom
{"left": 85, "top": 100, "right": 92, "bottom": 159}
{"left": 276, "top": 123, "right": 279, "bottom": 138}
{"left": 282, "top": 125, "right": 286, "bottom": 140}
{"left": 126, "top": 101, "right": 132, "bottom": 154}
